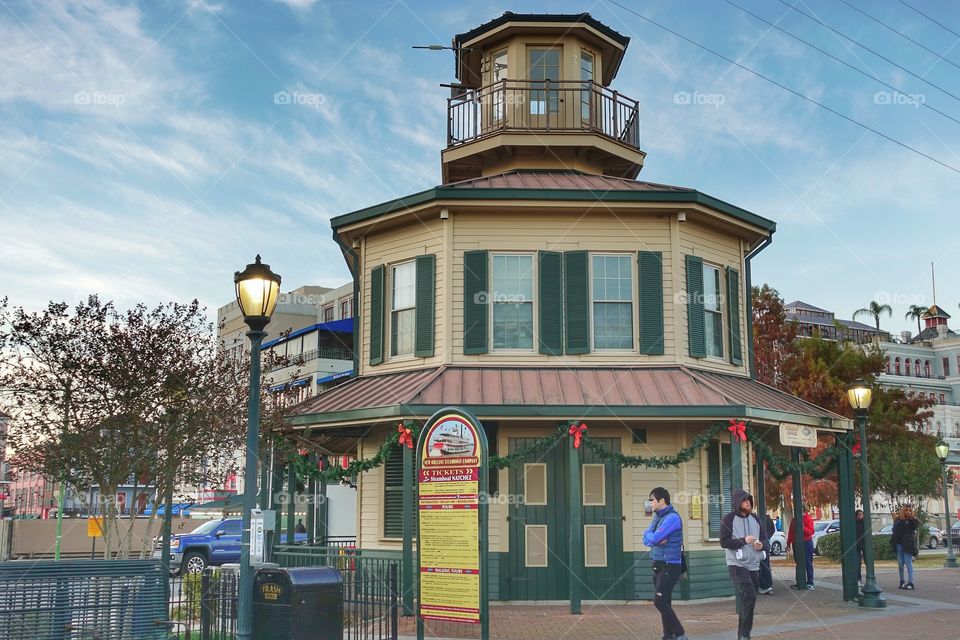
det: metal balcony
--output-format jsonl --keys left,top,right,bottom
{"left": 447, "top": 79, "right": 640, "bottom": 149}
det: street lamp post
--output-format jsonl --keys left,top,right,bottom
{"left": 935, "top": 442, "right": 958, "bottom": 568}
{"left": 234, "top": 255, "right": 281, "bottom": 640}
{"left": 847, "top": 379, "right": 885, "bottom": 608}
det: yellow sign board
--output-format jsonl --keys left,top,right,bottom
{"left": 418, "top": 413, "right": 482, "bottom": 624}
{"left": 87, "top": 517, "right": 105, "bottom": 538}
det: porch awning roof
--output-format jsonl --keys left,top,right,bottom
{"left": 287, "top": 365, "right": 850, "bottom": 430}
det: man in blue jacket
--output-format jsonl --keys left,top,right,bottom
{"left": 642, "top": 487, "right": 687, "bottom": 640}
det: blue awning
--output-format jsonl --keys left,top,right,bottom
{"left": 269, "top": 377, "right": 311, "bottom": 393}
{"left": 316, "top": 370, "right": 354, "bottom": 385}
{"left": 261, "top": 318, "right": 353, "bottom": 350}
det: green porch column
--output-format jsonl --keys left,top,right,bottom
{"left": 568, "top": 435, "right": 583, "bottom": 615}
{"left": 306, "top": 453, "right": 317, "bottom": 544}
{"left": 730, "top": 431, "right": 744, "bottom": 492}
{"left": 755, "top": 450, "right": 766, "bottom": 526}
{"left": 790, "top": 447, "right": 807, "bottom": 589}
{"left": 317, "top": 455, "right": 329, "bottom": 543}
{"left": 286, "top": 462, "right": 296, "bottom": 544}
{"left": 836, "top": 431, "right": 858, "bottom": 601}
{"left": 402, "top": 444, "right": 415, "bottom": 616}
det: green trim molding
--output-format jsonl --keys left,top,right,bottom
{"left": 330, "top": 187, "right": 777, "bottom": 234}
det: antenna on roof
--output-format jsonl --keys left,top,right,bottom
{"left": 932, "top": 261, "right": 937, "bottom": 306}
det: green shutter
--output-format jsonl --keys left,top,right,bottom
{"left": 538, "top": 251, "right": 563, "bottom": 355}
{"left": 638, "top": 251, "right": 664, "bottom": 355}
{"left": 685, "top": 254, "right": 706, "bottom": 358}
{"left": 726, "top": 266, "right": 743, "bottom": 365}
{"left": 463, "top": 250, "right": 489, "bottom": 354}
{"left": 383, "top": 449, "right": 415, "bottom": 538}
{"left": 707, "top": 442, "right": 732, "bottom": 538}
{"left": 564, "top": 251, "right": 589, "bottom": 354}
{"left": 414, "top": 254, "right": 436, "bottom": 357}
{"left": 369, "top": 265, "right": 385, "bottom": 365}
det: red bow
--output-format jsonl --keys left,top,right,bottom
{"left": 852, "top": 442, "right": 861, "bottom": 456}
{"left": 569, "top": 423, "right": 588, "bottom": 448}
{"left": 728, "top": 419, "right": 747, "bottom": 442}
{"left": 397, "top": 424, "right": 414, "bottom": 449}
{"left": 298, "top": 448, "right": 308, "bottom": 456}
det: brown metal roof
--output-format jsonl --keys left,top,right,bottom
{"left": 288, "top": 365, "right": 846, "bottom": 426}
{"left": 444, "top": 170, "right": 693, "bottom": 193}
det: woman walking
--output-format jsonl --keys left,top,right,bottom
{"left": 891, "top": 505, "right": 919, "bottom": 589}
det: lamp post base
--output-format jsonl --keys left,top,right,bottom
{"left": 945, "top": 555, "right": 959, "bottom": 569}
{"left": 858, "top": 580, "right": 886, "bottom": 608}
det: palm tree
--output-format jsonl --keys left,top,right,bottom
{"left": 853, "top": 300, "right": 893, "bottom": 333}
{"left": 905, "top": 304, "right": 927, "bottom": 336}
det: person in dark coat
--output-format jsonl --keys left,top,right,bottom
{"left": 720, "top": 489, "right": 769, "bottom": 640}
{"left": 757, "top": 513, "right": 775, "bottom": 594}
{"left": 891, "top": 505, "right": 919, "bottom": 589}
{"left": 854, "top": 509, "right": 866, "bottom": 585}
{"left": 642, "top": 487, "right": 687, "bottom": 640}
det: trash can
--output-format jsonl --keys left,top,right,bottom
{"left": 252, "top": 566, "right": 343, "bottom": 640}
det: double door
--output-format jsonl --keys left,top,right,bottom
{"left": 506, "top": 437, "right": 627, "bottom": 601}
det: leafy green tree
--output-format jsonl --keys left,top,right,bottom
{"left": 904, "top": 304, "right": 927, "bottom": 337}
{"left": 853, "top": 300, "right": 893, "bottom": 333}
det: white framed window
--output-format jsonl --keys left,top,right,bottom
{"left": 702, "top": 263, "right": 723, "bottom": 358}
{"left": 584, "top": 525, "right": 607, "bottom": 567}
{"left": 579, "top": 50, "right": 594, "bottom": 121}
{"left": 390, "top": 261, "right": 415, "bottom": 357}
{"left": 582, "top": 464, "right": 605, "bottom": 506}
{"left": 525, "top": 525, "right": 548, "bottom": 567}
{"left": 523, "top": 463, "right": 547, "bottom": 506}
{"left": 591, "top": 254, "right": 634, "bottom": 350}
{"left": 528, "top": 47, "right": 560, "bottom": 115}
{"left": 491, "top": 253, "right": 534, "bottom": 350}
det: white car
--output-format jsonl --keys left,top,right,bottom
{"left": 769, "top": 530, "right": 786, "bottom": 556}
{"left": 811, "top": 519, "right": 841, "bottom": 555}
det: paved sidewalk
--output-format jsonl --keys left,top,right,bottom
{"left": 402, "top": 564, "right": 960, "bottom": 639}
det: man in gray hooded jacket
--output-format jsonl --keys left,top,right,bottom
{"left": 719, "top": 489, "right": 769, "bottom": 640}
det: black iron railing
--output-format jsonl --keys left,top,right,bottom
{"left": 273, "top": 546, "right": 399, "bottom": 640}
{"left": 167, "top": 568, "right": 238, "bottom": 640}
{"left": 448, "top": 79, "right": 640, "bottom": 149}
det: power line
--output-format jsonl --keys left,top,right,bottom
{"left": 774, "top": 0, "right": 960, "bottom": 104}
{"left": 897, "top": 0, "right": 960, "bottom": 40}
{"left": 603, "top": 0, "right": 960, "bottom": 176}
{"left": 838, "top": 0, "right": 960, "bottom": 72}
{"left": 725, "top": 0, "right": 960, "bottom": 127}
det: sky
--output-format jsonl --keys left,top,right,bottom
{"left": 2, "top": 0, "right": 958, "bottom": 336}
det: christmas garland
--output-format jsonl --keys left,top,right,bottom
{"left": 746, "top": 429, "right": 842, "bottom": 480}
{"left": 290, "top": 417, "right": 848, "bottom": 483}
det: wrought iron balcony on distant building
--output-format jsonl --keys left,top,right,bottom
{"left": 447, "top": 79, "right": 640, "bottom": 150}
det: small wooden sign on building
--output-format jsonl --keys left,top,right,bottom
{"left": 779, "top": 424, "right": 818, "bottom": 449}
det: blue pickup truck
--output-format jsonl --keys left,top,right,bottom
{"left": 157, "top": 518, "right": 306, "bottom": 574}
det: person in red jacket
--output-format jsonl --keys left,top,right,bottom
{"left": 786, "top": 511, "right": 815, "bottom": 589}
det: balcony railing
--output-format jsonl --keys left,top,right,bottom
{"left": 448, "top": 79, "right": 640, "bottom": 150}
{"left": 884, "top": 371, "right": 946, "bottom": 380}
{"left": 265, "top": 347, "right": 353, "bottom": 372}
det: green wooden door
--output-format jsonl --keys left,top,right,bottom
{"left": 506, "top": 439, "right": 568, "bottom": 600}
{"left": 581, "top": 438, "right": 629, "bottom": 600}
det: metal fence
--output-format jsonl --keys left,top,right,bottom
{"left": 274, "top": 546, "right": 399, "bottom": 640}
{"left": 0, "top": 559, "right": 168, "bottom": 640}
{"left": 167, "top": 568, "right": 238, "bottom": 640}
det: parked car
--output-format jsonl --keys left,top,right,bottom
{"left": 154, "top": 518, "right": 307, "bottom": 575}
{"left": 769, "top": 530, "right": 786, "bottom": 556}
{"left": 950, "top": 521, "right": 960, "bottom": 546}
{"left": 874, "top": 522, "right": 942, "bottom": 548}
{"left": 812, "top": 519, "right": 841, "bottom": 555}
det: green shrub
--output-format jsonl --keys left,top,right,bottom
{"left": 816, "top": 532, "right": 896, "bottom": 562}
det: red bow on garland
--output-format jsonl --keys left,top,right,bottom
{"left": 569, "top": 423, "right": 588, "bottom": 449}
{"left": 397, "top": 424, "right": 414, "bottom": 449}
{"left": 852, "top": 442, "right": 861, "bottom": 457}
{"left": 728, "top": 419, "right": 747, "bottom": 442}
{"left": 298, "top": 448, "right": 308, "bottom": 457}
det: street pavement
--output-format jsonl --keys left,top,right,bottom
{"left": 402, "top": 561, "right": 960, "bottom": 639}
